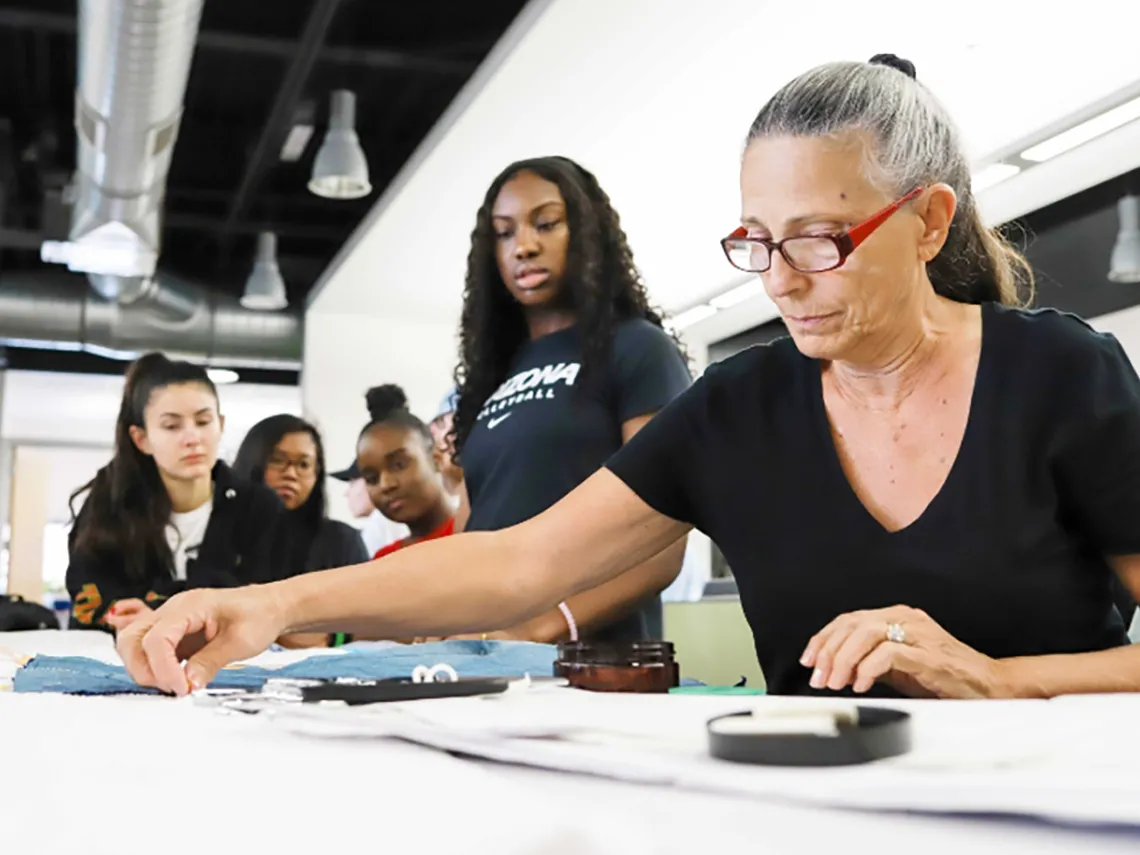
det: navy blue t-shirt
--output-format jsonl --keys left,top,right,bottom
{"left": 607, "top": 304, "right": 1138, "bottom": 695}
{"left": 462, "top": 318, "right": 691, "bottom": 642}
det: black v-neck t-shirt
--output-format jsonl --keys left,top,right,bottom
{"left": 607, "top": 303, "right": 1138, "bottom": 695}
{"left": 462, "top": 318, "right": 692, "bottom": 643}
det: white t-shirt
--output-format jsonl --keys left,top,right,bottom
{"left": 167, "top": 500, "right": 213, "bottom": 580}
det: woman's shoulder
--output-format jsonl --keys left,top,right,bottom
{"left": 664, "top": 337, "right": 805, "bottom": 427}
{"left": 985, "top": 304, "right": 1140, "bottom": 423}
{"left": 987, "top": 303, "right": 1128, "bottom": 365}
{"left": 319, "top": 518, "right": 365, "bottom": 541}
{"left": 611, "top": 317, "right": 684, "bottom": 355}
{"left": 701, "top": 335, "right": 804, "bottom": 390}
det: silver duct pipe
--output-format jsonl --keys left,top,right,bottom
{"left": 0, "top": 273, "right": 302, "bottom": 370}
{"left": 41, "top": 0, "right": 205, "bottom": 314}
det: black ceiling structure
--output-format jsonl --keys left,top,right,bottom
{"left": 710, "top": 166, "right": 1140, "bottom": 364}
{"left": 0, "top": 0, "right": 526, "bottom": 379}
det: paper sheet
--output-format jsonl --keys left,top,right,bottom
{"left": 271, "top": 689, "right": 1140, "bottom": 828}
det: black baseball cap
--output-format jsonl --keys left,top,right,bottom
{"left": 330, "top": 460, "right": 360, "bottom": 482}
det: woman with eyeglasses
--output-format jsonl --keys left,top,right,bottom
{"left": 231, "top": 415, "right": 369, "bottom": 649}
{"left": 119, "top": 53, "right": 1140, "bottom": 700}
{"left": 231, "top": 414, "right": 369, "bottom": 577}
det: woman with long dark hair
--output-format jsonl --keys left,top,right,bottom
{"left": 66, "top": 353, "right": 285, "bottom": 633}
{"left": 445, "top": 155, "right": 692, "bottom": 644}
{"left": 231, "top": 414, "right": 368, "bottom": 575}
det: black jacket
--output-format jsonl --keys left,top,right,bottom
{"left": 296, "top": 519, "right": 369, "bottom": 575}
{"left": 66, "top": 462, "right": 286, "bottom": 630}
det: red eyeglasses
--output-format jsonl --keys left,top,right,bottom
{"left": 720, "top": 186, "right": 925, "bottom": 274}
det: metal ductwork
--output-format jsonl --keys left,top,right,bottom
{"left": 25, "top": 0, "right": 303, "bottom": 369}
{"left": 43, "top": 0, "right": 203, "bottom": 297}
{"left": 0, "top": 272, "right": 302, "bottom": 370}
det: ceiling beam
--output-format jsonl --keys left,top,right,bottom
{"left": 0, "top": 8, "right": 475, "bottom": 75}
{"left": 164, "top": 214, "right": 345, "bottom": 242}
{"left": 220, "top": 0, "right": 343, "bottom": 239}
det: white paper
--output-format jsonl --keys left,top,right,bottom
{"left": 270, "top": 690, "right": 1140, "bottom": 829}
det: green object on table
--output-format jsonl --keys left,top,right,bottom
{"left": 669, "top": 685, "right": 766, "bottom": 696}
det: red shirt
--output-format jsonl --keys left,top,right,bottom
{"left": 373, "top": 517, "right": 455, "bottom": 560}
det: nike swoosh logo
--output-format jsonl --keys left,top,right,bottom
{"left": 487, "top": 413, "right": 512, "bottom": 429}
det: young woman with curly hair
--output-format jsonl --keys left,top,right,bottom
{"left": 447, "top": 155, "right": 692, "bottom": 644}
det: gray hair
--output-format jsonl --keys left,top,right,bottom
{"left": 747, "top": 59, "right": 1032, "bottom": 306}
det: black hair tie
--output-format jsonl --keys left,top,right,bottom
{"left": 869, "top": 53, "right": 917, "bottom": 80}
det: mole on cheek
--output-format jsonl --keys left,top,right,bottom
{"left": 839, "top": 192, "right": 847, "bottom": 200}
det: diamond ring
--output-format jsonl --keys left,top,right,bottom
{"left": 886, "top": 622, "right": 907, "bottom": 644}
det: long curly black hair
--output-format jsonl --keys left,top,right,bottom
{"left": 451, "top": 155, "right": 675, "bottom": 458}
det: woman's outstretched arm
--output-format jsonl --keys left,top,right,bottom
{"left": 117, "top": 468, "right": 690, "bottom": 694}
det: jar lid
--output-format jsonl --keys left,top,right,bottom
{"left": 556, "top": 640, "right": 675, "bottom": 666}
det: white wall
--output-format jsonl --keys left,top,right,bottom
{"left": 0, "top": 370, "right": 302, "bottom": 461}
{"left": 301, "top": 310, "right": 459, "bottom": 522}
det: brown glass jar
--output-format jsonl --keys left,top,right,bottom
{"left": 553, "top": 641, "right": 679, "bottom": 693}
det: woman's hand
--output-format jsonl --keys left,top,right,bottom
{"left": 115, "top": 586, "right": 289, "bottom": 696}
{"left": 800, "top": 605, "right": 1011, "bottom": 698}
{"left": 104, "top": 599, "right": 153, "bottom": 632}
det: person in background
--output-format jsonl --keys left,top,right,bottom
{"left": 231, "top": 414, "right": 368, "bottom": 575}
{"left": 428, "top": 386, "right": 464, "bottom": 496}
{"left": 355, "top": 385, "right": 456, "bottom": 559}
{"left": 66, "top": 353, "right": 283, "bottom": 633}
{"left": 330, "top": 460, "right": 409, "bottom": 556}
{"left": 446, "top": 155, "right": 692, "bottom": 644}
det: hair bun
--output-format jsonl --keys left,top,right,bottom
{"left": 869, "top": 53, "right": 916, "bottom": 80}
{"left": 365, "top": 384, "right": 409, "bottom": 422}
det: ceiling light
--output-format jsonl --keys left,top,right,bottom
{"left": 971, "top": 162, "right": 1020, "bottom": 193}
{"left": 1021, "top": 95, "right": 1140, "bottom": 163}
{"left": 207, "top": 368, "right": 240, "bottom": 385}
{"left": 240, "top": 232, "right": 289, "bottom": 311}
{"left": 709, "top": 277, "right": 766, "bottom": 309}
{"left": 308, "top": 90, "right": 372, "bottom": 200}
{"left": 669, "top": 304, "right": 718, "bottom": 330}
{"left": 1109, "top": 195, "right": 1140, "bottom": 284}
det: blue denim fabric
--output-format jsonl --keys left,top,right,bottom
{"left": 13, "top": 640, "right": 558, "bottom": 695}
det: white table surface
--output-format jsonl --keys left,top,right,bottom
{"left": 2, "top": 631, "right": 1137, "bottom": 855}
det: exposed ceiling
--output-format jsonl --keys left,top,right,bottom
{"left": 0, "top": 0, "right": 526, "bottom": 373}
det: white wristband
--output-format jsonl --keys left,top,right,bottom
{"left": 557, "top": 601, "right": 579, "bottom": 642}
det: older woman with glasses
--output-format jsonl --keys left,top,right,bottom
{"left": 119, "top": 53, "right": 1140, "bottom": 699}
